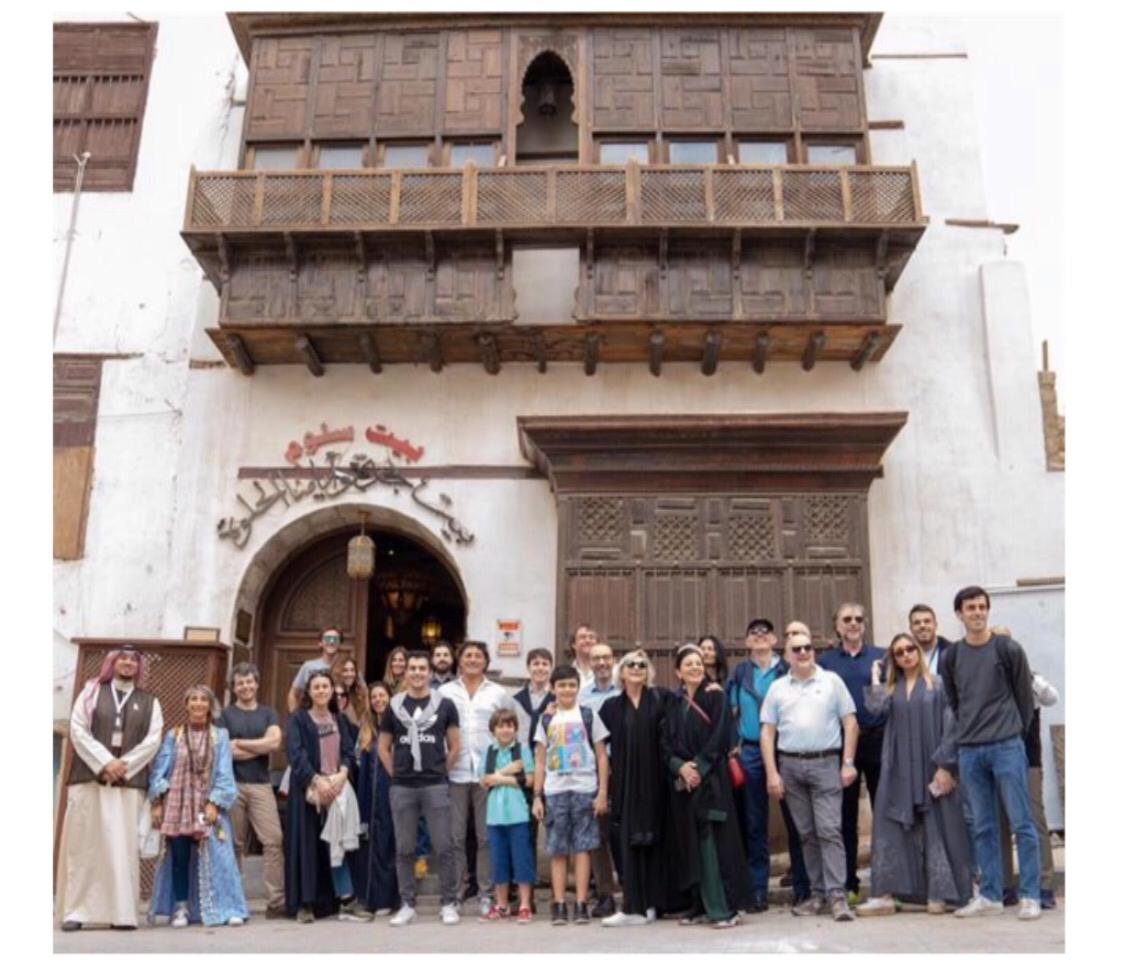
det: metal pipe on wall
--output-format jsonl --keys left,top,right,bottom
{"left": 53, "top": 151, "right": 91, "bottom": 344}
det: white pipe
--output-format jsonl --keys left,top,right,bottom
{"left": 54, "top": 151, "right": 91, "bottom": 343}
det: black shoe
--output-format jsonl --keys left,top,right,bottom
{"left": 551, "top": 902, "right": 569, "bottom": 925}
{"left": 780, "top": 873, "right": 793, "bottom": 888}
{"left": 462, "top": 881, "right": 480, "bottom": 901}
{"left": 591, "top": 895, "right": 615, "bottom": 918}
{"left": 748, "top": 896, "right": 769, "bottom": 914}
{"left": 60, "top": 921, "right": 82, "bottom": 932}
{"left": 573, "top": 901, "right": 591, "bottom": 924}
{"left": 1002, "top": 888, "right": 1019, "bottom": 908}
{"left": 110, "top": 925, "right": 136, "bottom": 930}
{"left": 1041, "top": 889, "right": 1057, "bottom": 910}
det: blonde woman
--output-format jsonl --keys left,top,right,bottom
{"left": 856, "top": 633, "right": 973, "bottom": 916}
{"left": 599, "top": 648, "right": 688, "bottom": 925}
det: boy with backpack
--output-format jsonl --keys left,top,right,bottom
{"left": 479, "top": 708, "right": 535, "bottom": 923}
{"left": 531, "top": 665, "right": 609, "bottom": 925}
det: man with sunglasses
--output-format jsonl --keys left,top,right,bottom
{"left": 761, "top": 626, "right": 858, "bottom": 922}
{"left": 288, "top": 626, "right": 344, "bottom": 713}
{"left": 817, "top": 602, "right": 886, "bottom": 907}
{"left": 728, "top": 618, "right": 810, "bottom": 911}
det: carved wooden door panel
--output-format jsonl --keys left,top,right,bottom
{"left": 558, "top": 493, "right": 870, "bottom": 687}
{"left": 259, "top": 533, "right": 368, "bottom": 766}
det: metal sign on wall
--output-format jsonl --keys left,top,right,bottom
{"left": 216, "top": 421, "right": 475, "bottom": 549}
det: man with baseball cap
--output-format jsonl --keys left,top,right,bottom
{"left": 727, "top": 618, "right": 810, "bottom": 910}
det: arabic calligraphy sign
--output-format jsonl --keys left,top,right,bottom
{"left": 217, "top": 423, "right": 474, "bottom": 550}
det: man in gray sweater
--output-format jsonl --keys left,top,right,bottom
{"left": 940, "top": 586, "right": 1041, "bottom": 921}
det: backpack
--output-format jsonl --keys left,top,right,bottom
{"left": 538, "top": 704, "right": 596, "bottom": 753}
{"left": 484, "top": 741, "right": 528, "bottom": 788}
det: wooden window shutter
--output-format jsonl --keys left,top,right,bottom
{"left": 54, "top": 356, "right": 103, "bottom": 560}
{"left": 53, "top": 22, "right": 157, "bottom": 192}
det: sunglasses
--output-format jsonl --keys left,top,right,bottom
{"left": 622, "top": 659, "right": 649, "bottom": 670}
{"left": 893, "top": 645, "right": 918, "bottom": 658}
{"left": 748, "top": 627, "right": 771, "bottom": 636}
{"left": 790, "top": 644, "right": 814, "bottom": 654}
{"left": 323, "top": 636, "right": 342, "bottom": 644}
{"left": 841, "top": 615, "right": 865, "bottom": 624}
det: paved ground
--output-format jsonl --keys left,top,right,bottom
{"left": 54, "top": 899, "right": 1064, "bottom": 954}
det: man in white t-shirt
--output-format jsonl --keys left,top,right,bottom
{"left": 531, "top": 665, "right": 608, "bottom": 925}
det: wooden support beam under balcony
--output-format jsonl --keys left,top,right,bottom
{"left": 207, "top": 321, "right": 899, "bottom": 373}
{"left": 294, "top": 334, "right": 324, "bottom": 376}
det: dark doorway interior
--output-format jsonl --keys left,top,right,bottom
{"left": 365, "top": 529, "right": 467, "bottom": 684}
{"left": 516, "top": 51, "right": 578, "bottom": 165}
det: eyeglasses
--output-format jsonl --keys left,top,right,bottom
{"left": 892, "top": 645, "right": 918, "bottom": 658}
{"left": 841, "top": 615, "right": 865, "bottom": 624}
{"left": 622, "top": 660, "right": 649, "bottom": 670}
{"left": 790, "top": 644, "right": 814, "bottom": 654}
{"left": 323, "top": 636, "right": 342, "bottom": 644}
{"left": 748, "top": 627, "right": 771, "bottom": 636}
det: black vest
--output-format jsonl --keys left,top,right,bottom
{"left": 68, "top": 684, "right": 157, "bottom": 790}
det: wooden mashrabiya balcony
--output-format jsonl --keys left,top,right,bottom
{"left": 181, "top": 163, "right": 926, "bottom": 375}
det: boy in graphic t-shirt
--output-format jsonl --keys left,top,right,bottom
{"left": 531, "top": 665, "right": 609, "bottom": 925}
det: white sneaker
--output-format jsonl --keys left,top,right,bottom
{"left": 645, "top": 908, "right": 657, "bottom": 922}
{"left": 1017, "top": 898, "right": 1042, "bottom": 921}
{"left": 440, "top": 903, "right": 461, "bottom": 925}
{"left": 171, "top": 904, "right": 189, "bottom": 928}
{"left": 227, "top": 917, "right": 244, "bottom": 927}
{"left": 856, "top": 896, "right": 896, "bottom": 917}
{"left": 374, "top": 908, "right": 393, "bottom": 917}
{"left": 954, "top": 896, "right": 1004, "bottom": 919}
{"left": 389, "top": 905, "right": 416, "bottom": 927}
{"left": 478, "top": 896, "right": 492, "bottom": 918}
{"left": 602, "top": 911, "right": 648, "bottom": 926}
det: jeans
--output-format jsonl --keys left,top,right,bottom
{"left": 959, "top": 736, "right": 1040, "bottom": 902}
{"left": 487, "top": 822, "right": 536, "bottom": 885}
{"left": 740, "top": 742, "right": 809, "bottom": 901}
{"left": 330, "top": 863, "right": 353, "bottom": 900}
{"left": 841, "top": 726, "right": 883, "bottom": 893}
{"left": 170, "top": 836, "right": 193, "bottom": 903}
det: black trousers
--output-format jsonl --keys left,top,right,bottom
{"left": 841, "top": 726, "right": 883, "bottom": 893}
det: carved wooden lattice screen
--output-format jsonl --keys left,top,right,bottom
{"left": 53, "top": 640, "right": 230, "bottom": 899}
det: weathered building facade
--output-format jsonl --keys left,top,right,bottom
{"left": 53, "top": 13, "right": 1064, "bottom": 822}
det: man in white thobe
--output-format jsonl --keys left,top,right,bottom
{"left": 56, "top": 646, "right": 164, "bottom": 930}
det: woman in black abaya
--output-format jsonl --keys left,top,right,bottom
{"left": 661, "top": 644, "right": 751, "bottom": 928}
{"left": 597, "top": 647, "right": 687, "bottom": 926}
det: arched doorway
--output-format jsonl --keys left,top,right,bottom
{"left": 516, "top": 51, "right": 578, "bottom": 165}
{"left": 253, "top": 521, "right": 467, "bottom": 761}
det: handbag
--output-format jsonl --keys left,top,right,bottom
{"left": 728, "top": 755, "right": 746, "bottom": 790}
{"left": 138, "top": 800, "right": 162, "bottom": 859}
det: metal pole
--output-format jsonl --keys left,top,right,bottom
{"left": 53, "top": 151, "right": 91, "bottom": 343}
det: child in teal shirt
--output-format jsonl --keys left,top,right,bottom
{"left": 480, "top": 708, "right": 534, "bottom": 923}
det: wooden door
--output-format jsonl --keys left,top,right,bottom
{"left": 559, "top": 493, "right": 871, "bottom": 687}
{"left": 258, "top": 532, "right": 367, "bottom": 767}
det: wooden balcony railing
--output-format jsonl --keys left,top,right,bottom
{"left": 184, "top": 163, "right": 924, "bottom": 234}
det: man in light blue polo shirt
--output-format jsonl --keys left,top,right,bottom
{"left": 761, "top": 623, "right": 858, "bottom": 922}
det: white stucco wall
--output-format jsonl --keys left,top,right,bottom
{"left": 54, "top": 17, "right": 1064, "bottom": 708}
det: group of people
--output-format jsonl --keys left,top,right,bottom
{"left": 55, "top": 584, "right": 1059, "bottom": 934}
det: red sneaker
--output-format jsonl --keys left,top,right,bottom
{"left": 479, "top": 906, "right": 505, "bottom": 923}
{"left": 516, "top": 907, "right": 532, "bottom": 924}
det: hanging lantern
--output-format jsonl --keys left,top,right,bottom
{"left": 537, "top": 81, "right": 557, "bottom": 116}
{"left": 421, "top": 615, "right": 442, "bottom": 645}
{"left": 347, "top": 515, "right": 375, "bottom": 580}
